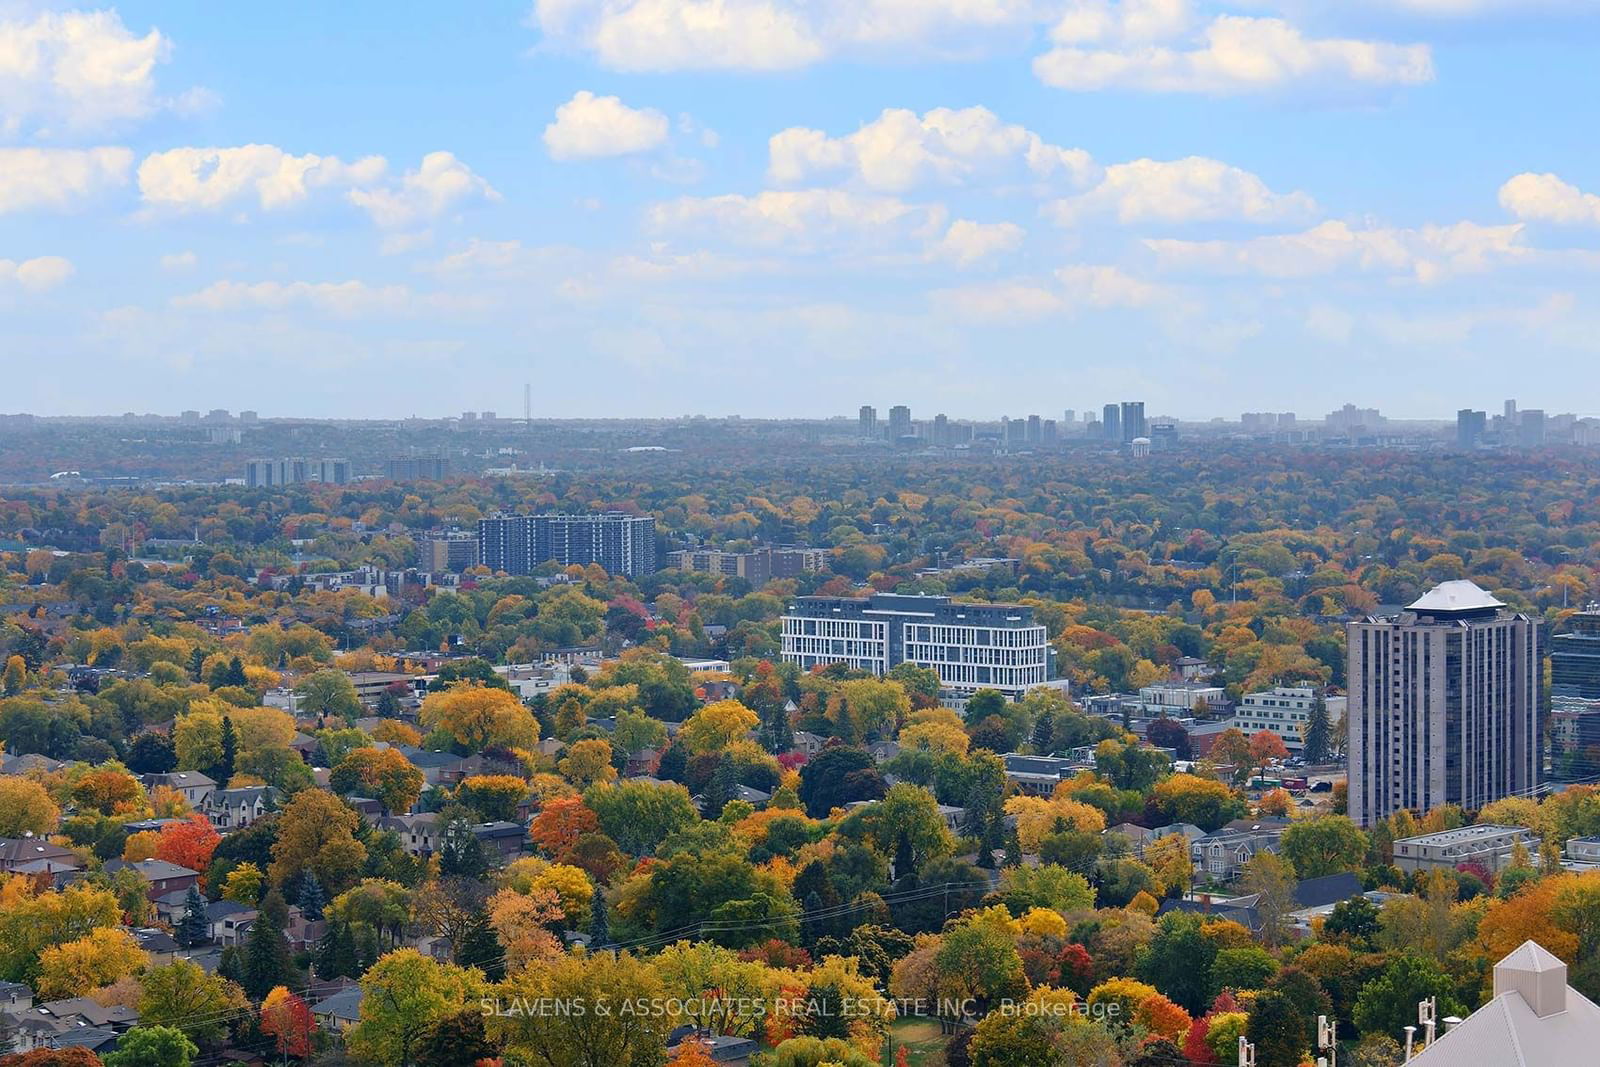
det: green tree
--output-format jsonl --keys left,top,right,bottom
{"left": 296, "top": 669, "right": 364, "bottom": 720}
{"left": 242, "top": 906, "right": 296, "bottom": 1000}
{"left": 349, "top": 950, "right": 488, "bottom": 1067}
{"left": 175, "top": 885, "right": 209, "bottom": 948}
{"left": 1352, "top": 953, "right": 1463, "bottom": 1038}
{"left": 583, "top": 780, "right": 698, "bottom": 856}
{"left": 1239, "top": 851, "right": 1297, "bottom": 947}
{"left": 1247, "top": 990, "right": 1309, "bottom": 1067}
{"left": 1302, "top": 694, "right": 1333, "bottom": 763}
{"left": 490, "top": 950, "right": 670, "bottom": 1067}
{"left": 138, "top": 960, "right": 241, "bottom": 1046}
{"left": 1212, "top": 946, "right": 1279, "bottom": 991}
{"left": 104, "top": 1025, "right": 198, "bottom": 1067}
{"left": 1281, "top": 816, "right": 1367, "bottom": 878}
{"left": 1137, "top": 911, "right": 1218, "bottom": 1014}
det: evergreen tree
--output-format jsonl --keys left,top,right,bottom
{"left": 1002, "top": 824, "right": 1023, "bottom": 868}
{"left": 315, "top": 920, "right": 361, "bottom": 980}
{"left": 176, "top": 885, "right": 209, "bottom": 947}
{"left": 893, "top": 830, "right": 915, "bottom": 881}
{"left": 656, "top": 743, "right": 687, "bottom": 783}
{"left": 1032, "top": 712, "right": 1056, "bottom": 754}
{"left": 439, "top": 818, "right": 489, "bottom": 880}
{"left": 226, "top": 656, "right": 248, "bottom": 688}
{"left": 1303, "top": 695, "right": 1332, "bottom": 764}
{"left": 701, "top": 759, "right": 736, "bottom": 819}
{"left": 376, "top": 690, "right": 402, "bottom": 719}
{"left": 297, "top": 871, "right": 326, "bottom": 921}
{"left": 454, "top": 910, "right": 505, "bottom": 981}
{"left": 242, "top": 907, "right": 295, "bottom": 1000}
{"left": 188, "top": 647, "right": 208, "bottom": 681}
{"left": 213, "top": 715, "right": 237, "bottom": 784}
{"left": 588, "top": 884, "right": 611, "bottom": 949}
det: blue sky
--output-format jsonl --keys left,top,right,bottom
{"left": 3, "top": 0, "right": 1599, "bottom": 420}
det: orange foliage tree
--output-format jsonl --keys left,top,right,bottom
{"left": 154, "top": 814, "right": 221, "bottom": 881}
{"left": 528, "top": 797, "right": 598, "bottom": 856}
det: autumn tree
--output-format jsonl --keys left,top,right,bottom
{"left": 268, "top": 789, "right": 367, "bottom": 894}
{"left": 529, "top": 797, "right": 599, "bottom": 856}
{"left": 35, "top": 929, "right": 147, "bottom": 1000}
{"left": 420, "top": 684, "right": 538, "bottom": 752}
{"left": 329, "top": 747, "right": 425, "bottom": 814}
{"left": 154, "top": 815, "right": 221, "bottom": 882}
{"left": 0, "top": 777, "right": 59, "bottom": 837}
{"left": 259, "top": 986, "right": 316, "bottom": 1060}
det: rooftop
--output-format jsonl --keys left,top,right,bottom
{"left": 1396, "top": 824, "right": 1536, "bottom": 847}
{"left": 1407, "top": 579, "right": 1505, "bottom": 614}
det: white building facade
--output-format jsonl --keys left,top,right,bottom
{"left": 781, "top": 593, "right": 1050, "bottom": 699}
{"left": 1235, "top": 685, "right": 1346, "bottom": 752}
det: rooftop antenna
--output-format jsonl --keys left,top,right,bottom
{"left": 524, "top": 383, "right": 531, "bottom": 428}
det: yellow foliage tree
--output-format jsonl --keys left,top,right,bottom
{"left": 1004, "top": 794, "right": 1107, "bottom": 852}
{"left": 558, "top": 739, "right": 617, "bottom": 788}
{"left": 36, "top": 928, "right": 148, "bottom": 1000}
{"left": 420, "top": 685, "right": 539, "bottom": 751}
{"left": 678, "top": 699, "right": 759, "bottom": 755}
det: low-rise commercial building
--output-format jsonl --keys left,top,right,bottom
{"left": 1393, "top": 824, "right": 1541, "bottom": 875}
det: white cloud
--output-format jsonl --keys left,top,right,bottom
{"left": 935, "top": 279, "right": 1066, "bottom": 322}
{"left": 769, "top": 106, "right": 1099, "bottom": 193}
{"left": 159, "top": 251, "right": 197, "bottom": 271}
{"left": 347, "top": 152, "right": 500, "bottom": 227}
{"left": 1047, "top": 156, "right": 1315, "bottom": 224}
{"left": 138, "top": 145, "right": 387, "bottom": 212}
{"left": 928, "top": 220, "right": 1026, "bottom": 266}
{"left": 530, "top": 0, "right": 1060, "bottom": 72}
{"left": 0, "top": 147, "right": 132, "bottom": 212}
{"left": 647, "top": 188, "right": 949, "bottom": 252}
{"left": 138, "top": 146, "right": 495, "bottom": 227}
{"left": 935, "top": 261, "right": 1171, "bottom": 321}
{"left": 545, "top": 90, "right": 671, "bottom": 160}
{"left": 1498, "top": 172, "right": 1600, "bottom": 227}
{"left": 172, "top": 280, "right": 416, "bottom": 317}
{"left": 1144, "top": 219, "right": 1530, "bottom": 281}
{"left": 0, "top": 255, "right": 73, "bottom": 291}
{"left": 1035, "top": 3, "right": 1433, "bottom": 94}
{"left": 1056, "top": 263, "right": 1165, "bottom": 306}
{"left": 0, "top": 9, "right": 186, "bottom": 133}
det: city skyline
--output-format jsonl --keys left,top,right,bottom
{"left": 2, "top": 4, "right": 1599, "bottom": 417}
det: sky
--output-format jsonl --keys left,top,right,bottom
{"left": 3, "top": 0, "right": 1600, "bottom": 421}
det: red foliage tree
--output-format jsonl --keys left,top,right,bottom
{"left": 154, "top": 813, "right": 221, "bottom": 882}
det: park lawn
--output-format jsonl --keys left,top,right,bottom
{"left": 884, "top": 1017, "right": 949, "bottom": 1067}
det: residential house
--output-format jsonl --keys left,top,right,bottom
{"left": 382, "top": 812, "right": 442, "bottom": 858}
{"left": 207, "top": 900, "right": 258, "bottom": 945}
{"left": 138, "top": 770, "right": 216, "bottom": 808}
{"left": 1190, "top": 819, "right": 1290, "bottom": 882}
{"left": 104, "top": 858, "right": 200, "bottom": 902}
{"left": 471, "top": 821, "right": 527, "bottom": 864}
{"left": 311, "top": 986, "right": 364, "bottom": 1034}
{"left": 790, "top": 730, "right": 825, "bottom": 758}
{"left": 203, "top": 786, "right": 277, "bottom": 830}
{"left": 0, "top": 838, "right": 83, "bottom": 888}
{"left": 0, "top": 753, "right": 64, "bottom": 776}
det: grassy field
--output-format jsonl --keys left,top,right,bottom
{"left": 884, "top": 1017, "right": 949, "bottom": 1067}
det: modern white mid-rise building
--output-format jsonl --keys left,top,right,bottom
{"left": 1347, "top": 580, "right": 1540, "bottom": 827}
{"left": 1235, "top": 685, "right": 1346, "bottom": 752}
{"left": 780, "top": 593, "right": 1050, "bottom": 699}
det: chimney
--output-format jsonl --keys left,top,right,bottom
{"left": 1493, "top": 940, "right": 1567, "bottom": 1018}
